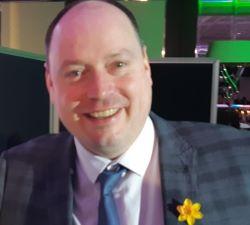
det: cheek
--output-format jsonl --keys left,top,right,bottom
{"left": 53, "top": 83, "right": 83, "bottom": 111}
{"left": 117, "top": 71, "right": 151, "bottom": 105}
{"left": 117, "top": 76, "right": 138, "bottom": 99}
{"left": 132, "top": 71, "right": 152, "bottom": 111}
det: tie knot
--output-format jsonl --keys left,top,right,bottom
{"left": 98, "top": 165, "right": 127, "bottom": 195}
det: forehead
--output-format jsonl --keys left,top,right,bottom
{"left": 48, "top": 1, "right": 141, "bottom": 64}
{"left": 48, "top": 1, "right": 141, "bottom": 67}
{"left": 53, "top": 1, "right": 137, "bottom": 40}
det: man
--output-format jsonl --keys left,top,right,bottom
{"left": 0, "top": 1, "right": 250, "bottom": 225}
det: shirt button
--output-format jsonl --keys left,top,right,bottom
{"left": 121, "top": 171, "right": 127, "bottom": 177}
{"left": 106, "top": 165, "right": 113, "bottom": 171}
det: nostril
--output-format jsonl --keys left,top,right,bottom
{"left": 87, "top": 88, "right": 110, "bottom": 100}
{"left": 86, "top": 78, "right": 115, "bottom": 100}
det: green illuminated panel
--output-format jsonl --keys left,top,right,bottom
{"left": 236, "top": 1, "right": 250, "bottom": 14}
{"left": 199, "top": 0, "right": 250, "bottom": 15}
{"left": 208, "top": 40, "right": 250, "bottom": 63}
{"left": 0, "top": 47, "right": 45, "bottom": 61}
{"left": 122, "top": 1, "right": 165, "bottom": 59}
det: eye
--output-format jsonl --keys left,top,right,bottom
{"left": 65, "top": 69, "right": 84, "bottom": 82}
{"left": 108, "top": 60, "right": 129, "bottom": 76}
{"left": 116, "top": 61, "right": 126, "bottom": 68}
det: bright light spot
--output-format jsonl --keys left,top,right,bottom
{"left": 161, "top": 47, "right": 166, "bottom": 58}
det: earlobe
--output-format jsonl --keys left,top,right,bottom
{"left": 142, "top": 46, "right": 150, "bottom": 70}
{"left": 142, "top": 46, "right": 153, "bottom": 86}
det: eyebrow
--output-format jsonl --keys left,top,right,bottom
{"left": 60, "top": 60, "right": 85, "bottom": 69}
{"left": 105, "top": 49, "right": 134, "bottom": 60}
{"left": 58, "top": 49, "right": 134, "bottom": 71}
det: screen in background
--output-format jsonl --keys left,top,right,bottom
{"left": 0, "top": 49, "right": 49, "bottom": 151}
{"left": 150, "top": 58, "right": 219, "bottom": 123}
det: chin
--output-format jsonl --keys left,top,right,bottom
{"left": 86, "top": 135, "right": 127, "bottom": 156}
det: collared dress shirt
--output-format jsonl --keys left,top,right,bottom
{"left": 73, "top": 117, "right": 164, "bottom": 225}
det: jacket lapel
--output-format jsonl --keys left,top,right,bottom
{"left": 151, "top": 113, "right": 198, "bottom": 225}
{"left": 46, "top": 135, "right": 76, "bottom": 225}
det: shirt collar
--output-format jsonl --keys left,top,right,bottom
{"left": 74, "top": 116, "right": 155, "bottom": 183}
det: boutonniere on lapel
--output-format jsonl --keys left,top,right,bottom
{"left": 177, "top": 198, "right": 204, "bottom": 225}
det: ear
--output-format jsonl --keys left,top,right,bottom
{"left": 142, "top": 46, "right": 152, "bottom": 86}
{"left": 44, "top": 62, "right": 55, "bottom": 103}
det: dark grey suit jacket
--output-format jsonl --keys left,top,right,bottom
{"left": 0, "top": 113, "right": 250, "bottom": 225}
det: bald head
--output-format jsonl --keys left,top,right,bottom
{"left": 45, "top": 0, "right": 141, "bottom": 58}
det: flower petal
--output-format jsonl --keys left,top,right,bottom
{"left": 178, "top": 214, "right": 187, "bottom": 222}
{"left": 184, "top": 198, "right": 193, "bottom": 207}
{"left": 191, "top": 203, "right": 201, "bottom": 211}
{"left": 192, "top": 211, "right": 204, "bottom": 219}
{"left": 177, "top": 205, "right": 183, "bottom": 214}
{"left": 187, "top": 215, "right": 195, "bottom": 225}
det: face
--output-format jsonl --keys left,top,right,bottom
{"left": 45, "top": 1, "right": 152, "bottom": 159}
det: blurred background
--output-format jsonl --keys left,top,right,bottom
{"left": 0, "top": 0, "right": 249, "bottom": 152}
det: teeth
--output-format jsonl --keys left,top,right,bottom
{"left": 89, "top": 108, "right": 119, "bottom": 118}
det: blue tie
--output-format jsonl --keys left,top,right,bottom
{"left": 98, "top": 165, "right": 127, "bottom": 225}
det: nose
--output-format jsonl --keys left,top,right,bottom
{"left": 86, "top": 70, "right": 115, "bottom": 100}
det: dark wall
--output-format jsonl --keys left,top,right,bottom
{"left": 0, "top": 52, "right": 49, "bottom": 151}
{"left": 165, "top": 0, "right": 198, "bottom": 57}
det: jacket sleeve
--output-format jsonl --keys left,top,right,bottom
{"left": 0, "top": 154, "right": 7, "bottom": 211}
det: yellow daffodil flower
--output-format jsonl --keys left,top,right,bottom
{"left": 177, "top": 198, "right": 204, "bottom": 225}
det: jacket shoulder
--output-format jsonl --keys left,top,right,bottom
{"left": 151, "top": 112, "right": 250, "bottom": 148}
{"left": 1, "top": 132, "right": 74, "bottom": 163}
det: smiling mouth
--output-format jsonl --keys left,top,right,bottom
{"left": 87, "top": 108, "right": 120, "bottom": 119}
